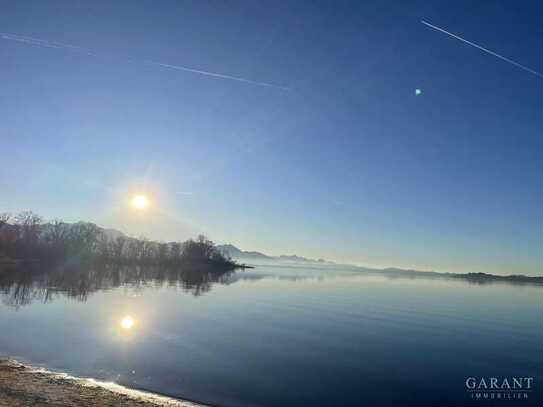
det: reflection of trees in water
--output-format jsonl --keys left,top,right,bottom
{"left": 0, "top": 264, "right": 236, "bottom": 308}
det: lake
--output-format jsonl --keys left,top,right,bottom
{"left": 1, "top": 263, "right": 542, "bottom": 406}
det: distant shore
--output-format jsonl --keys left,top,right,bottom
{"left": 0, "top": 359, "right": 206, "bottom": 407}
{"left": 375, "top": 267, "right": 543, "bottom": 286}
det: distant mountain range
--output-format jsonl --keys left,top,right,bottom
{"left": 3, "top": 216, "right": 542, "bottom": 285}
{"left": 216, "top": 244, "right": 334, "bottom": 264}
{"left": 215, "top": 244, "right": 543, "bottom": 285}
{"left": 38, "top": 223, "right": 334, "bottom": 265}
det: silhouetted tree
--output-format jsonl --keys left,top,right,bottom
{"left": 14, "top": 211, "right": 42, "bottom": 257}
{"left": 158, "top": 243, "right": 168, "bottom": 264}
{"left": 96, "top": 233, "right": 111, "bottom": 260}
{"left": 43, "top": 220, "right": 70, "bottom": 257}
{"left": 15, "top": 211, "right": 42, "bottom": 243}
{"left": 0, "top": 211, "right": 237, "bottom": 269}
{"left": 111, "top": 236, "right": 127, "bottom": 262}
{"left": 0, "top": 213, "right": 12, "bottom": 257}
{"left": 0, "top": 213, "right": 10, "bottom": 230}
{"left": 170, "top": 242, "right": 182, "bottom": 263}
{"left": 66, "top": 222, "right": 100, "bottom": 257}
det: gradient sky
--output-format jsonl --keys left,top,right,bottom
{"left": 1, "top": 0, "right": 542, "bottom": 275}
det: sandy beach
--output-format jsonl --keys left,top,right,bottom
{"left": 0, "top": 359, "right": 205, "bottom": 407}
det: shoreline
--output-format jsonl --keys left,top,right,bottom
{"left": 0, "top": 359, "right": 208, "bottom": 407}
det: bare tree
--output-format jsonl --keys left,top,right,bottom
{"left": 111, "top": 236, "right": 127, "bottom": 261}
{"left": 0, "top": 211, "right": 236, "bottom": 269}
{"left": 126, "top": 238, "right": 140, "bottom": 262}
{"left": 44, "top": 220, "right": 69, "bottom": 248}
{"left": 96, "top": 233, "right": 111, "bottom": 260}
{"left": 183, "top": 235, "right": 217, "bottom": 263}
{"left": 14, "top": 211, "right": 43, "bottom": 248}
{"left": 140, "top": 237, "right": 152, "bottom": 262}
{"left": 0, "top": 212, "right": 13, "bottom": 256}
{"left": 67, "top": 222, "right": 100, "bottom": 255}
{"left": 0, "top": 212, "right": 11, "bottom": 229}
{"left": 158, "top": 243, "right": 168, "bottom": 264}
{"left": 170, "top": 242, "right": 182, "bottom": 263}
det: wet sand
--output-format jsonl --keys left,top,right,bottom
{"left": 0, "top": 359, "right": 206, "bottom": 407}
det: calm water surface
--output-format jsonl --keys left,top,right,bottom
{"left": 1, "top": 264, "right": 542, "bottom": 406}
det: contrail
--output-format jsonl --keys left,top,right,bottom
{"left": 0, "top": 31, "right": 289, "bottom": 90}
{"left": 0, "top": 32, "right": 98, "bottom": 55}
{"left": 421, "top": 20, "right": 543, "bottom": 80}
{"left": 142, "top": 60, "right": 290, "bottom": 90}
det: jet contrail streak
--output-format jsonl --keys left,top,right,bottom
{"left": 0, "top": 31, "right": 289, "bottom": 90}
{"left": 143, "top": 60, "right": 290, "bottom": 90}
{"left": 0, "top": 32, "right": 98, "bottom": 55}
{"left": 421, "top": 20, "right": 543, "bottom": 80}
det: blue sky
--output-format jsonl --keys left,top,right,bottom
{"left": 1, "top": 1, "right": 542, "bottom": 274}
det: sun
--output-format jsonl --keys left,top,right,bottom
{"left": 120, "top": 315, "right": 135, "bottom": 330}
{"left": 131, "top": 194, "right": 149, "bottom": 210}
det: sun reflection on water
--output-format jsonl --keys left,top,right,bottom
{"left": 120, "top": 315, "right": 135, "bottom": 330}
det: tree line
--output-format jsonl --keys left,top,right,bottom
{"left": 0, "top": 211, "right": 237, "bottom": 269}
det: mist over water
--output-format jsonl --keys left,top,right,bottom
{"left": 1, "top": 263, "right": 542, "bottom": 406}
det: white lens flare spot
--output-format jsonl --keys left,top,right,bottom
{"left": 120, "top": 315, "right": 135, "bottom": 330}
{"left": 415, "top": 88, "right": 422, "bottom": 96}
{"left": 131, "top": 195, "right": 149, "bottom": 210}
